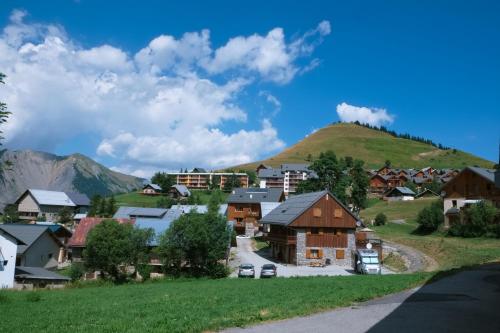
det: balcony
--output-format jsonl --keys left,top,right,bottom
{"left": 265, "top": 234, "right": 296, "bottom": 245}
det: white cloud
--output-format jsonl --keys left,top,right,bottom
{"left": 336, "top": 102, "right": 395, "bottom": 127}
{"left": 0, "top": 10, "right": 326, "bottom": 174}
{"left": 259, "top": 91, "right": 281, "bottom": 116}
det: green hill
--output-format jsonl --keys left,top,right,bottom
{"left": 236, "top": 123, "right": 493, "bottom": 170}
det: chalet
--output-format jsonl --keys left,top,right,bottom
{"left": 142, "top": 183, "right": 162, "bottom": 195}
{"left": 0, "top": 225, "right": 64, "bottom": 269}
{"left": 227, "top": 188, "right": 285, "bottom": 235}
{"left": 0, "top": 228, "right": 25, "bottom": 288}
{"left": 261, "top": 190, "right": 358, "bottom": 266}
{"left": 369, "top": 174, "right": 389, "bottom": 193}
{"left": 15, "top": 189, "right": 90, "bottom": 222}
{"left": 169, "top": 184, "right": 191, "bottom": 198}
{"left": 441, "top": 167, "right": 500, "bottom": 228}
{"left": 383, "top": 187, "right": 416, "bottom": 201}
{"left": 415, "top": 188, "right": 439, "bottom": 199}
{"left": 376, "top": 166, "right": 392, "bottom": 176}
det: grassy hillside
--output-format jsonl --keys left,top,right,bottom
{"left": 114, "top": 190, "right": 229, "bottom": 208}
{"left": 0, "top": 274, "right": 430, "bottom": 332}
{"left": 236, "top": 123, "right": 493, "bottom": 171}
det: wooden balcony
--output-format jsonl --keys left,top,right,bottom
{"left": 265, "top": 234, "right": 296, "bottom": 245}
{"left": 306, "top": 234, "right": 347, "bottom": 248}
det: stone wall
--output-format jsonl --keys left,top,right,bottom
{"left": 296, "top": 228, "right": 355, "bottom": 267}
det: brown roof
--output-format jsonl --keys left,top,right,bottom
{"left": 68, "top": 218, "right": 133, "bottom": 247}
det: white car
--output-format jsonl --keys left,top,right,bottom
{"left": 238, "top": 264, "right": 255, "bottom": 278}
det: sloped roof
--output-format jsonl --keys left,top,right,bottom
{"left": 66, "top": 192, "right": 90, "bottom": 206}
{"left": 415, "top": 188, "right": 439, "bottom": 198}
{"left": 0, "top": 228, "right": 26, "bottom": 245}
{"left": 385, "top": 187, "right": 416, "bottom": 196}
{"left": 18, "top": 189, "right": 76, "bottom": 207}
{"left": 171, "top": 184, "right": 191, "bottom": 196}
{"left": 0, "top": 224, "right": 53, "bottom": 254}
{"left": 144, "top": 183, "right": 162, "bottom": 191}
{"left": 258, "top": 168, "right": 284, "bottom": 178}
{"left": 170, "top": 205, "right": 208, "bottom": 214}
{"left": 113, "top": 206, "right": 138, "bottom": 219}
{"left": 129, "top": 208, "right": 168, "bottom": 218}
{"left": 134, "top": 210, "right": 183, "bottom": 246}
{"left": 260, "top": 202, "right": 281, "bottom": 218}
{"left": 15, "top": 266, "right": 70, "bottom": 281}
{"left": 281, "top": 163, "right": 311, "bottom": 172}
{"left": 68, "top": 217, "right": 133, "bottom": 247}
{"left": 227, "top": 187, "right": 284, "bottom": 203}
{"left": 467, "top": 167, "right": 495, "bottom": 183}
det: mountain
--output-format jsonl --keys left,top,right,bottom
{"left": 235, "top": 123, "right": 494, "bottom": 171}
{"left": 0, "top": 149, "right": 145, "bottom": 210}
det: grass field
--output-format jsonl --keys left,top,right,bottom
{"left": 0, "top": 274, "right": 431, "bottom": 333}
{"left": 235, "top": 123, "right": 493, "bottom": 171}
{"left": 114, "top": 190, "right": 229, "bottom": 208}
{"left": 361, "top": 199, "right": 500, "bottom": 270}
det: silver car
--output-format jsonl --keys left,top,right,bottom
{"left": 238, "top": 264, "right": 255, "bottom": 278}
{"left": 260, "top": 264, "right": 277, "bottom": 278}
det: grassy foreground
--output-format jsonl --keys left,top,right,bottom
{"left": 361, "top": 199, "right": 500, "bottom": 270}
{"left": 0, "top": 274, "right": 430, "bottom": 333}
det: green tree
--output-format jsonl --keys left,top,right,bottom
{"left": 404, "top": 181, "right": 418, "bottom": 194}
{"left": 3, "top": 204, "right": 18, "bottom": 223}
{"left": 374, "top": 213, "right": 387, "bottom": 226}
{"left": 187, "top": 192, "right": 202, "bottom": 205}
{"left": 88, "top": 195, "right": 102, "bottom": 217}
{"left": 384, "top": 160, "right": 392, "bottom": 168}
{"left": 422, "top": 178, "right": 442, "bottom": 194}
{"left": 350, "top": 160, "right": 369, "bottom": 212}
{"left": 151, "top": 172, "right": 175, "bottom": 193}
{"left": 246, "top": 170, "right": 257, "bottom": 186}
{"left": 106, "top": 196, "right": 117, "bottom": 217}
{"left": 416, "top": 200, "right": 444, "bottom": 232}
{"left": 210, "top": 175, "right": 221, "bottom": 190}
{"left": 84, "top": 220, "right": 153, "bottom": 282}
{"left": 460, "top": 201, "right": 498, "bottom": 237}
{"left": 223, "top": 173, "right": 241, "bottom": 192}
{"left": 98, "top": 198, "right": 107, "bottom": 217}
{"left": 158, "top": 197, "right": 230, "bottom": 278}
{"left": 57, "top": 207, "right": 73, "bottom": 225}
{"left": 156, "top": 196, "right": 174, "bottom": 208}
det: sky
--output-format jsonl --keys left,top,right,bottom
{"left": 0, "top": 0, "right": 499, "bottom": 177}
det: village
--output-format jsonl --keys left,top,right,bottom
{"left": 1, "top": 159, "right": 499, "bottom": 288}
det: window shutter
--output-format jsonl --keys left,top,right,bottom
{"left": 306, "top": 248, "right": 311, "bottom": 259}
{"left": 336, "top": 249, "right": 345, "bottom": 259}
{"left": 334, "top": 208, "right": 343, "bottom": 218}
{"left": 313, "top": 208, "right": 322, "bottom": 217}
{"left": 318, "top": 249, "right": 323, "bottom": 258}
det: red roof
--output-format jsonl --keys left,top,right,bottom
{"left": 68, "top": 218, "right": 133, "bottom": 247}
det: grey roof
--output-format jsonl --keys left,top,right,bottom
{"left": 227, "top": 188, "right": 284, "bottom": 203}
{"left": 20, "top": 189, "right": 75, "bottom": 207}
{"left": 171, "top": 184, "right": 191, "bottom": 196}
{"left": 129, "top": 208, "right": 168, "bottom": 218}
{"left": 467, "top": 167, "right": 495, "bottom": 183}
{"left": 261, "top": 190, "right": 358, "bottom": 226}
{"left": 412, "top": 176, "right": 430, "bottom": 184}
{"left": 0, "top": 224, "right": 51, "bottom": 254}
{"left": 192, "top": 167, "right": 207, "bottom": 173}
{"left": 258, "top": 168, "right": 284, "bottom": 179}
{"left": 386, "top": 187, "right": 416, "bottom": 196}
{"left": 15, "top": 266, "right": 71, "bottom": 281}
{"left": 260, "top": 202, "right": 281, "bottom": 218}
{"left": 144, "top": 183, "right": 162, "bottom": 191}
{"left": 134, "top": 210, "right": 183, "bottom": 246}
{"left": 170, "top": 204, "right": 208, "bottom": 213}
{"left": 113, "top": 206, "right": 138, "bottom": 219}
{"left": 445, "top": 207, "right": 460, "bottom": 215}
{"left": 281, "top": 163, "right": 311, "bottom": 172}
{"left": 66, "top": 192, "right": 90, "bottom": 207}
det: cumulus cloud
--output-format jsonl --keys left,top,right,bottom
{"left": 336, "top": 102, "right": 394, "bottom": 127}
{"left": 0, "top": 10, "right": 327, "bottom": 175}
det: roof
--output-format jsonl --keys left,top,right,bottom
{"left": 134, "top": 210, "right": 183, "bottom": 246}
{"left": 258, "top": 168, "right": 284, "bottom": 179}
{"left": 15, "top": 266, "right": 71, "bottom": 281}
{"left": 66, "top": 192, "right": 90, "bottom": 206}
{"left": 73, "top": 213, "right": 88, "bottom": 220}
{"left": 144, "top": 183, "right": 162, "bottom": 191}
{"left": 68, "top": 217, "right": 132, "bottom": 247}
{"left": 466, "top": 167, "right": 496, "bottom": 183}
{"left": 128, "top": 208, "right": 168, "bottom": 218}
{"left": 34, "top": 222, "right": 72, "bottom": 238}
{"left": 260, "top": 202, "right": 281, "bottom": 218}
{"left": 0, "top": 228, "right": 26, "bottom": 245}
{"left": 17, "top": 189, "right": 76, "bottom": 207}
{"left": 281, "top": 163, "right": 311, "bottom": 172}
{"left": 227, "top": 187, "right": 284, "bottom": 203}
{"left": 170, "top": 205, "right": 208, "bottom": 214}
{"left": 385, "top": 187, "right": 416, "bottom": 196}
{"left": 171, "top": 184, "right": 191, "bottom": 196}
{"left": 192, "top": 167, "right": 207, "bottom": 173}
{"left": 415, "top": 188, "right": 439, "bottom": 198}
{"left": 0, "top": 224, "right": 54, "bottom": 254}
{"left": 113, "top": 206, "right": 138, "bottom": 219}
{"left": 261, "top": 190, "right": 359, "bottom": 226}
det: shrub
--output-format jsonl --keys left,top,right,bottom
{"left": 374, "top": 213, "right": 387, "bottom": 226}
{"left": 69, "top": 263, "right": 85, "bottom": 281}
{"left": 207, "top": 263, "right": 230, "bottom": 279}
{"left": 137, "top": 264, "right": 154, "bottom": 281}
{"left": 447, "top": 201, "right": 499, "bottom": 238}
{"left": 416, "top": 200, "right": 444, "bottom": 232}
{"left": 26, "top": 292, "right": 42, "bottom": 302}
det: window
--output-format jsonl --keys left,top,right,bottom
{"left": 313, "top": 208, "right": 322, "bottom": 217}
{"left": 452, "top": 200, "right": 457, "bottom": 208}
{"left": 336, "top": 249, "right": 345, "bottom": 259}
{"left": 306, "top": 248, "right": 323, "bottom": 259}
{"left": 334, "top": 208, "right": 343, "bottom": 218}
{"left": 48, "top": 253, "right": 53, "bottom": 259}
{"left": 310, "top": 228, "right": 319, "bottom": 235}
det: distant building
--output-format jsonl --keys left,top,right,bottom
{"left": 169, "top": 184, "right": 191, "bottom": 198}
{"left": 441, "top": 167, "right": 500, "bottom": 228}
{"left": 0, "top": 228, "right": 25, "bottom": 288}
{"left": 167, "top": 171, "right": 249, "bottom": 190}
{"left": 258, "top": 164, "right": 317, "bottom": 194}
{"left": 383, "top": 187, "right": 416, "bottom": 201}
{"left": 227, "top": 188, "right": 285, "bottom": 235}
{"left": 142, "top": 184, "right": 162, "bottom": 195}
{"left": 15, "top": 189, "right": 90, "bottom": 222}
{"left": 261, "top": 190, "right": 358, "bottom": 266}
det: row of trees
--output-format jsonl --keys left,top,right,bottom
{"left": 348, "top": 121, "right": 451, "bottom": 150}
{"left": 88, "top": 195, "right": 117, "bottom": 217}
{"left": 296, "top": 151, "right": 369, "bottom": 213}
{"left": 83, "top": 196, "right": 230, "bottom": 282}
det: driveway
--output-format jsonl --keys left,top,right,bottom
{"left": 230, "top": 237, "right": 352, "bottom": 278}
{"left": 223, "top": 263, "right": 500, "bottom": 333}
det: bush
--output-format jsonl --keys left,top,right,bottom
{"left": 416, "top": 200, "right": 444, "bottom": 232}
{"left": 447, "top": 201, "right": 499, "bottom": 238}
{"left": 137, "top": 264, "right": 154, "bottom": 281}
{"left": 26, "top": 292, "right": 42, "bottom": 302}
{"left": 207, "top": 263, "right": 230, "bottom": 279}
{"left": 69, "top": 263, "right": 85, "bottom": 281}
{"left": 374, "top": 213, "right": 387, "bottom": 226}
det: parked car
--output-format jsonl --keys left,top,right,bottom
{"left": 260, "top": 264, "right": 277, "bottom": 278}
{"left": 238, "top": 264, "right": 255, "bottom": 278}
{"left": 354, "top": 249, "right": 381, "bottom": 275}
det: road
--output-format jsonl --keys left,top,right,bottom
{"left": 223, "top": 263, "right": 500, "bottom": 333}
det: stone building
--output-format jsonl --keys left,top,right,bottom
{"left": 261, "top": 190, "right": 358, "bottom": 266}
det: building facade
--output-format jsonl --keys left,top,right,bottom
{"left": 258, "top": 164, "right": 316, "bottom": 194}
{"left": 262, "top": 190, "right": 357, "bottom": 266}
{"left": 168, "top": 172, "right": 249, "bottom": 190}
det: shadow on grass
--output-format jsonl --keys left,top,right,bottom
{"left": 367, "top": 262, "right": 500, "bottom": 333}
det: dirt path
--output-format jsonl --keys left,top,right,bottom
{"left": 384, "top": 241, "right": 439, "bottom": 272}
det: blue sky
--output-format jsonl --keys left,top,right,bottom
{"left": 0, "top": 1, "right": 499, "bottom": 176}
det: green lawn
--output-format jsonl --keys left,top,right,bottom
{"left": 361, "top": 199, "right": 500, "bottom": 270}
{"left": 253, "top": 236, "right": 270, "bottom": 251}
{"left": 114, "top": 190, "right": 229, "bottom": 208}
{"left": 0, "top": 274, "right": 431, "bottom": 333}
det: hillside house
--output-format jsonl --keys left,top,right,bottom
{"left": 169, "top": 184, "right": 191, "bottom": 198}
{"left": 142, "top": 184, "right": 162, "bottom": 195}
{"left": 0, "top": 229, "right": 25, "bottom": 288}
{"left": 15, "top": 189, "right": 90, "bottom": 222}
{"left": 167, "top": 171, "right": 249, "bottom": 190}
{"left": 227, "top": 188, "right": 285, "bottom": 235}
{"left": 0, "top": 225, "right": 64, "bottom": 269}
{"left": 383, "top": 187, "right": 416, "bottom": 201}
{"left": 441, "top": 167, "right": 500, "bottom": 228}
{"left": 261, "top": 190, "right": 357, "bottom": 266}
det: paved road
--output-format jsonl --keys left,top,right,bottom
{"left": 223, "top": 263, "right": 500, "bottom": 333}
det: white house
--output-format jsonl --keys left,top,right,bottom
{"left": 0, "top": 229, "right": 25, "bottom": 289}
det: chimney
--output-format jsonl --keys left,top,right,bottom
{"left": 496, "top": 143, "right": 500, "bottom": 189}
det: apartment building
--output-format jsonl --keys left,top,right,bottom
{"left": 167, "top": 171, "right": 249, "bottom": 190}
{"left": 258, "top": 164, "right": 316, "bottom": 194}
